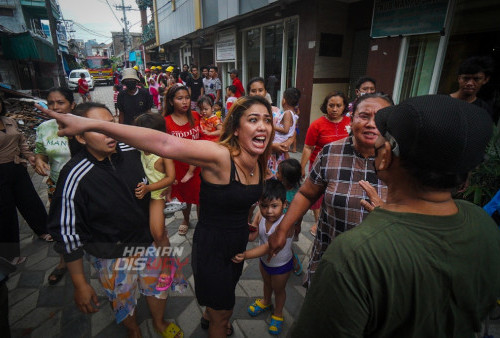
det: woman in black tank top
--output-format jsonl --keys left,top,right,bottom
{"left": 40, "top": 94, "right": 274, "bottom": 338}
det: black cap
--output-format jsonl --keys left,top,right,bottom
{"left": 375, "top": 95, "right": 492, "bottom": 174}
{"left": 228, "top": 69, "right": 238, "bottom": 76}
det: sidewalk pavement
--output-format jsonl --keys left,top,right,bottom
{"left": 8, "top": 144, "right": 315, "bottom": 337}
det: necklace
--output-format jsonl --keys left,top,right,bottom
{"left": 250, "top": 168, "right": 255, "bottom": 177}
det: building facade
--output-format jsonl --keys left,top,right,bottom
{"left": 0, "top": 0, "right": 67, "bottom": 91}
{"left": 150, "top": 0, "right": 499, "bottom": 147}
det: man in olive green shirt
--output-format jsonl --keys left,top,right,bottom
{"left": 288, "top": 95, "right": 500, "bottom": 337}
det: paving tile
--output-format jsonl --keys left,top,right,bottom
{"left": 236, "top": 318, "right": 269, "bottom": 337}
{"left": 37, "top": 286, "right": 68, "bottom": 307}
{"left": 90, "top": 301, "right": 115, "bottom": 336}
{"left": 26, "top": 256, "right": 59, "bottom": 272}
{"left": 8, "top": 287, "right": 38, "bottom": 306}
{"left": 164, "top": 295, "right": 195, "bottom": 319}
{"left": 30, "top": 310, "right": 61, "bottom": 338}
{"left": 11, "top": 306, "right": 58, "bottom": 330}
{"left": 17, "top": 270, "right": 45, "bottom": 288}
{"left": 138, "top": 318, "right": 160, "bottom": 338}
{"left": 175, "top": 299, "right": 203, "bottom": 337}
{"left": 25, "top": 246, "right": 49, "bottom": 268}
{"left": 8, "top": 290, "right": 39, "bottom": 324}
{"left": 5, "top": 272, "right": 21, "bottom": 289}
{"left": 240, "top": 260, "right": 261, "bottom": 279}
{"left": 238, "top": 279, "right": 264, "bottom": 298}
{"left": 284, "top": 284, "right": 304, "bottom": 319}
{"left": 59, "top": 306, "right": 91, "bottom": 338}
{"left": 46, "top": 246, "right": 60, "bottom": 257}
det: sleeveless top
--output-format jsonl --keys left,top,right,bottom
{"left": 197, "top": 156, "right": 263, "bottom": 232}
{"left": 259, "top": 214, "right": 292, "bottom": 267}
{"left": 140, "top": 151, "right": 166, "bottom": 200}
{"left": 274, "top": 109, "right": 297, "bottom": 144}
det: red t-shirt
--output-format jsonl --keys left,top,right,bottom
{"left": 78, "top": 78, "right": 89, "bottom": 95}
{"left": 232, "top": 78, "right": 245, "bottom": 98}
{"left": 305, "top": 115, "right": 350, "bottom": 165}
{"left": 164, "top": 111, "right": 201, "bottom": 204}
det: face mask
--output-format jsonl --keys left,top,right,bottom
{"left": 123, "top": 80, "right": 137, "bottom": 88}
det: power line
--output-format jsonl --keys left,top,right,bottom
{"left": 104, "top": 0, "right": 124, "bottom": 28}
{"left": 72, "top": 21, "right": 112, "bottom": 39}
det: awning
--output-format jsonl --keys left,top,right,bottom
{"left": 1, "top": 32, "right": 56, "bottom": 63}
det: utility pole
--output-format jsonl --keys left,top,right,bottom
{"left": 45, "top": 0, "right": 67, "bottom": 88}
{"left": 115, "top": 0, "right": 132, "bottom": 67}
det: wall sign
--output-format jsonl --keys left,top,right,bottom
{"left": 371, "top": 0, "right": 449, "bottom": 38}
{"left": 216, "top": 28, "right": 236, "bottom": 62}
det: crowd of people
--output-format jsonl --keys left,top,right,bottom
{"left": 1, "top": 55, "right": 499, "bottom": 338}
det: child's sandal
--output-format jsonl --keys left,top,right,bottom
{"left": 268, "top": 315, "right": 284, "bottom": 335}
{"left": 247, "top": 299, "right": 271, "bottom": 317}
{"left": 156, "top": 273, "right": 174, "bottom": 291}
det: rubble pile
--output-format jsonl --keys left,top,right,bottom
{"left": 5, "top": 98, "right": 49, "bottom": 150}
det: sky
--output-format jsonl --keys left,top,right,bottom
{"left": 58, "top": 0, "right": 144, "bottom": 44}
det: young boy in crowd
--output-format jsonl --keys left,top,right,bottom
{"left": 232, "top": 180, "right": 293, "bottom": 335}
{"left": 213, "top": 101, "right": 223, "bottom": 120}
{"left": 78, "top": 73, "right": 91, "bottom": 102}
{"left": 225, "top": 85, "right": 237, "bottom": 114}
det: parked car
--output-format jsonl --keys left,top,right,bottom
{"left": 68, "top": 69, "right": 94, "bottom": 91}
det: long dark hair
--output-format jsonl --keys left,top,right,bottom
{"left": 219, "top": 95, "right": 274, "bottom": 178}
{"left": 163, "top": 84, "right": 194, "bottom": 127}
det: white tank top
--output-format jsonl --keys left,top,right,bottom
{"left": 273, "top": 110, "right": 297, "bottom": 144}
{"left": 259, "top": 214, "right": 293, "bottom": 267}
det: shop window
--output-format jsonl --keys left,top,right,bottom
{"left": 264, "top": 23, "right": 283, "bottom": 105}
{"left": 285, "top": 20, "right": 298, "bottom": 89}
{"left": 399, "top": 34, "right": 440, "bottom": 101}
{"left": 245, "top": 28, "right": 260, "bottom": 82}
{"left": 319, "top": 33, "right": 343, "bottom": 57}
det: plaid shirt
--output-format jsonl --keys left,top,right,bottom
{"left": 306, "top": 136, "right": 387, "bottom": 286}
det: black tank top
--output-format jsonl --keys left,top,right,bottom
{"left": 197, "top": 156, "right": 263, "bottom": 231}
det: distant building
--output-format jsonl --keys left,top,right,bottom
{"left": 0, "top": 0, "right": 69, "bottom": 90}
{"left": 111, "top": 31, "right": 142, "bottom": 61}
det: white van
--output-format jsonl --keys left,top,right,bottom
{"left": 68, "top": 69, "right": 94, "bottom": 91}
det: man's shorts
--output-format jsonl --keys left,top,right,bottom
{"left": 87, "top": 244, "right": 167, "bottom": 323}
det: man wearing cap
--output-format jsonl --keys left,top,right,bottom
{"left": 228, "top": 69, "right": 245, "bottom": 98}
{"left": 117, "top": 68, "right": 153, "bottom": 125}
{"left": 274, "top": 95, "right": 500, "bottom": 336}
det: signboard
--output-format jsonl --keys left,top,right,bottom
{"left": 371, "top": 0, "right": 449, "bottom": 38}
{"left": 216, "top": 28, "right": 236, "bottom": 62}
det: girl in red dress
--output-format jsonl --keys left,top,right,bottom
{"left": 163, "top": 84, "right": 201, "bottom": 235}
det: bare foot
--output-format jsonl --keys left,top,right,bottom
{"left": 180, "top": 171, "right": 194, "bottom": 183}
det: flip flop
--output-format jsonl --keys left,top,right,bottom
{"left": 10, "top": 257, "right": 27, "bottom": 265}
{"left": 293, "top": 253, "right": 303, "bottom": 276}
{"left": 156, "top": 322, "right": 183, "bottom": 338}
{"left": 178, "top": 222, "right": 188, "bottom": 236}
{"left": 39, "top": 234, "right": 54, "bottom": 242}
{"left": 48, "top": 267, "right": 67, "bottom": 285}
